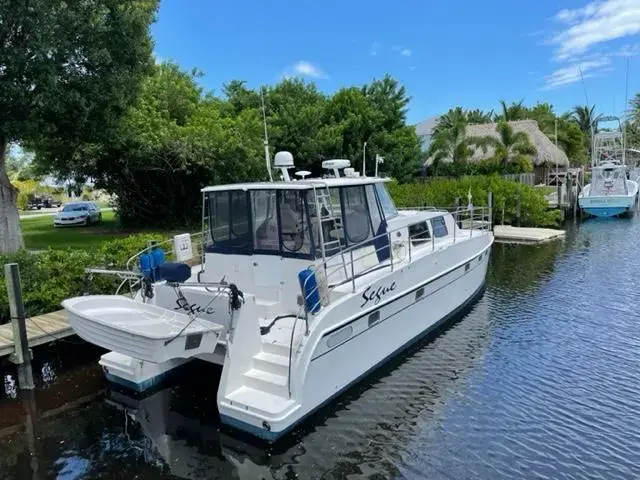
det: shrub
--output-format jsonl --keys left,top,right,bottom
{"left": 388, "top": 175, "right": 562, "bottom": 228}
{"left": 0, "top": 234, "right": 170, "bottom": 324}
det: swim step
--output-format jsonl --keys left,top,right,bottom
{"left": 225, "top": 386, "right": 295, "bottom": 416}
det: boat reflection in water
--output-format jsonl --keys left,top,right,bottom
{"left": 104, "top": 297, "right": 492, "bottom": 479}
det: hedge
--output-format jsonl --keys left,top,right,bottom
{"left": 388, "top": 176, "right": 562, "bottom": 228}
{"left": 0, "top": 233, "right": 167, "bottom": 324}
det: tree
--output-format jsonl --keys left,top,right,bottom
{"left": 496, "top": 100, "right": 527, "bottom": 121}
{"left": 470, "top": 121, "right": 536, "bottom": 170}
{"left": 427, "top": 108, "right": 472, "bottom": 172}
{"left": 465, "top": 109, "right": 494, "bottom": 124}
{"left": 571, "top": 105, "right": 602, "bottom": 135}
{"left": 0, "top": 0, "right": 158, "bottom": 252}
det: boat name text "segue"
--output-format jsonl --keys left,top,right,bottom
{"left": 361, "top": 282, "right": 397, "bottom": 308}
{"left": 174, "top": 298, "right": 216, "bottom": 316}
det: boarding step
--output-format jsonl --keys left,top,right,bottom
{"left": 225, "top": 386, "right": 296, "bottom": 416}
{"left": 243, "top": 368, "right": 289, "bottom": 397}
{"left": 253, "top": 351, "right": 290, "bottom": 377}
{"left": 255, "top": 299, "right": 280, "bottom": 318}
{"left": 262, "top": 340, "right": 292, "bottom": 357}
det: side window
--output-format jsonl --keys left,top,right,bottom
{"left": 365, "top": 185, "right": 383, "bottom": 236}
{"left": 374, "top": 183, "right": 398, "bottom": 219}
{"left": 252, "top": 190, "right": 279, "bottom": 252}
{"left": 342, "top": 186, "right": 371, "bottom": 245}
{"left": 409, "top": 221, "right": 431, "bottom": 245}
{"left": 430, "top": 216, "right": 448, "bottom": 238}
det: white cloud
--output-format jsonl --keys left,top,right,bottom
{"left": 370, "top": 42, "right": 381, "bottom": 56}
{"left": 408, "top": 66, "right": 416, "bottom": 71}
{"left": 541, "top": 58, "right": 611, "bottom": 89}
{"left": 551, "top": 0, "right": 640, "bottom": 60}
{"left": 401, "top": 48, "right": 412, "bottom": 57}
{"left": 285, "top": 61, "right": 328, "bottom": 79}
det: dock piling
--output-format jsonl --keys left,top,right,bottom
{"left": 5, "top": 263, "right": 35, "bottom": 390}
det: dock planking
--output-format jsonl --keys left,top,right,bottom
{"left": 0, "top": 310, "right": 74, "bottom": 359}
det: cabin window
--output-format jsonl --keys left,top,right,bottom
{"left": 374, "top": 183, "right": 398, "bottom": 219}
{"left": 366, "top": 185, "right": 384, "bottom": 237}
{"left": 430, "top": 216, "right": 448, "bottom": 238}
{"left": 279, "top": 190, "right": 313, "bottom": 256}
{"left": 342, "top": 186, "right": 372, "bottom": 245}
{"left": 252, "top": 190, "right": 279, "bottom": 252}
{"left": 409, "top": 221, "right": 431, "bottom": 245}
{"left": 208, "top": 191, "right": 251, "bottom": 252}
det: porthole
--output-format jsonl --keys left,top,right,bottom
{"left": 415, "top": 287, "right": 425, "bottom": 301}
{"left": 368, "top": 311, "right": 381, "bottom": 327}
{"left": 465, "top": 263, "right": 470, "bottom": 272}
{"left": 327, "top": 326, "right": 353, "bottom": 348}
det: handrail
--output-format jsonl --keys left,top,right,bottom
{"left": 299, "top": 205, "right": 491, "bottom": 325}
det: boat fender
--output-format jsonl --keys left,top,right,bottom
{"left": 139, "top": 252, "right": 154, "bottom": 279}
{"left": 298, "top": 268, "right": 321, "bottom": 314}
{"left": 151, "top": 246, "right": 166, "bottom": 280}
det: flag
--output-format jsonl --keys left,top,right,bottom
{"left": 376, "top": 154, "right": 384, "bottom": 164}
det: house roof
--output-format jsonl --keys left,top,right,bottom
{"left": 426, "top": 119, "right": 570, "bottom": 168}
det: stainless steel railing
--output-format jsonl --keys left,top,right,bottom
{"left": 299, "top": 206, "right": 491, "bottom": 326}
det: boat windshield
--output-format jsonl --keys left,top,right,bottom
{"left": 204, "top": 182, "right": 396, "bottom": 260}
{"left": 206, "top": 189, "right": 314, "bottom": 258}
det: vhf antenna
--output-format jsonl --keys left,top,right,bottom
{"left": 260, "top": 86, "right": 274, "bottom": 182}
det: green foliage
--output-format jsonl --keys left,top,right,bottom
{"left": 51, "top": 67, "right": 421, "bottom": 227}
{"left": 388, "top": 176, "right": 562, "bottom": 228}
{"left": 0, "top": 234, "right": 167, "bottom": 323}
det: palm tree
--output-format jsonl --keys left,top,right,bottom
{"left": 496, "top": 100, "right": 527, "bottom": 121}
{"left": 465, "top": 108, "right": 494, "bottom": 124}
{"left": 427, "top": 108, "right": 472, "bottom": 172}
{"left": 469, "top": 121, "right": 536, "bottom": 168}
{"left": 571, "top": 105, "right": 601, "bottom": 135}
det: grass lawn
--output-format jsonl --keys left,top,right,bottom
{"left": 20, "top": 210, "right": 166, "bottom": 250}
{"left": 534, "top": 185, "right": 558, "bottom": 196}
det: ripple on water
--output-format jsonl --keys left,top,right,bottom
{"left": 3, "top": 220, "right": 640, "bottom": 479}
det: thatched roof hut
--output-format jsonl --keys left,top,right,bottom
{"left": 426, "top": 120, "right": 569, "bottom": 168}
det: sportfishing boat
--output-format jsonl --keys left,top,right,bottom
{"left": 62, "top": 152, "right": 493, "bottom": 442}
{"left": 579, "top": 116, "right": 638, "bottom": 217}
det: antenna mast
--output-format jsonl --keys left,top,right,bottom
{"left": 260, "top": 86, "right": 274, "bottom": 182}
{"left": 623, "top": 58, "right": 630, "bottom": 166}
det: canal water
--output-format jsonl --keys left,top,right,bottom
{"left": 2, "top": 217, "right": 640, "bottom": 479}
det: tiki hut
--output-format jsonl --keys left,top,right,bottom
{"left": 427, "top": 120, "right": 570, "bottom": 184}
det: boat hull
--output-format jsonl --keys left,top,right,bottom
{"left": 219, "top": 238, "right": 492, "bottom": 441}
{"left": 579, "top": 195, "right": 637, "bottom": 217}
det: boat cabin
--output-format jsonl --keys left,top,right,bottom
{"left": 202, "top": 178, "right": 397, "bottom": 261}
{"left": 589, "top": 163, "right": 630, "bottom": 196}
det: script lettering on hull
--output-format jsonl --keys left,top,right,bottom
{"left": 174, "top": 298, "right": 215, "bottom": 316}
{"left": 361, "top": 282, "right": 397, "bottom": 308}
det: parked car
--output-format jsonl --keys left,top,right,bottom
{"left": 53, "top": 202, "right": 102, "bottom": 227}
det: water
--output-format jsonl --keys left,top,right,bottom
{"left": 2, "top": 218, "right": 640, "bottom": 479}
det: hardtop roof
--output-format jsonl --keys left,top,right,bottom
{"left": 201, "top": 176, "right": 390, "bottom": 193}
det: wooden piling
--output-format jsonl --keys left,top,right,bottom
{"left": 4, "top": 263, "right": 35, "bottom": 390}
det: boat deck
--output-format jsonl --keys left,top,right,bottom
{"left": 0, "top": 310, "right": 74, "bottom": 359}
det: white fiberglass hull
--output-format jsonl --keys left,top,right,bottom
{"left": 218, "top": 234, "right": 492, "bottom": 441}
{"left": 62, "top": 295, "right": 224, "bottom": 363}
{"left": 578, "top": 181, "right": 638, "bottom": 217}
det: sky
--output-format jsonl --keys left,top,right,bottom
{"left": 151, "top": 0, "right": 640, "bottom": 125}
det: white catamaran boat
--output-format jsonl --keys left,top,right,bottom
{"left": 579, "top": 116, "right": 638, "bottom": 217}
{"left": 62, "top": 152, "right": 493, "bottom": 442}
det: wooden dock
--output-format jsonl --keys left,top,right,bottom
{"left": 0, "top": 310, "right": 73, "bottom": 359}
{"left": 493, "top": 225, "right": 566, "bottom": 245}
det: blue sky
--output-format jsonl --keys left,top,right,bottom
{"left": 152, "top": 0, "right": 640, "bottom": 125}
